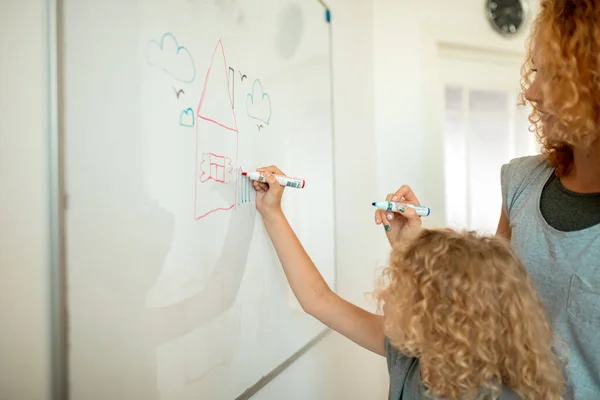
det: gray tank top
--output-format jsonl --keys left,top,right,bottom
{"left": 501, "top": 155, "right": 600, "bottom": 399}
{"left": 385, "top": 338, "right": 521, "bottom": 399}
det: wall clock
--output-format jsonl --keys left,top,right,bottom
{"left": 485, "top": 0, "right": 528, "bottom": 37}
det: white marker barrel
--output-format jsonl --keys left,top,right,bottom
{"left": 243, "top": 172, "right": 305, "bottom": 189}
{"left": 372, "top": 201, "right": 430, "bottom": 217}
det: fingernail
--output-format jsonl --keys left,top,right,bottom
{"left": 392, "top": 196, "right": 398, "bottom": 201}
{"left": 264, "top": 172, "right": 271, "bottom": 177}
{"left": 384, "top": 225, "right": 390, "bottom": 231}
{"left": 376, "top": 218, "right": 381, "bottom": 224}
{"left": 387, "top": 213, "right": 393, "bottom": 220}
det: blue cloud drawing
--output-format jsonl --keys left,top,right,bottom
{"left": 179, "top": 108, "right": 195, "bottom": 127}
{"left": 246, "top": 79, "right": 272, "bottom": 125}
{"left": 147, "top": 32, "right": 196, "bottom": 83}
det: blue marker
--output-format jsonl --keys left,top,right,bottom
{"left": 372, "top": 201, "right": 430, "bottom": 217}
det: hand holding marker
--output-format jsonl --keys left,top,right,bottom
{"left": 372, "top": 201, "right": 430, "bottom": 217}
{"left": 242, "top": 171, "right": 305, "bottom": 189}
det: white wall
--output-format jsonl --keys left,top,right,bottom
{"left": 374, "top": 0, "right": 537, "bottom": 238}
{"left": 0, "top": 1, "right": 53, "bottom": 400}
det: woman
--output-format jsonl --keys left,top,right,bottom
{"left": 377, "top": 1, "right": 600, "bottom": 397}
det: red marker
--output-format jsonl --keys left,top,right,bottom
{"left": 242, "top": 171, "right": 305, "bottom": 189}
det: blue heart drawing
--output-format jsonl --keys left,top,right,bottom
{"left": 179, "top": 107, "right": 195, "bottom": 127}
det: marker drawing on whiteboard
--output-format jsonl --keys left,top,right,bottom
{"left": 179, "top": 107, "right": 195, "bottom": 127}
{"left": 194, "top": 39, "right": 239, "bottom": 220}
{"left": 242, "top": 171, "right": 305, "bottom": 189}
{"left": 246, "top": 79, "right": 271, "bottom": 124}
{"left": 228, "top": 66, "right": 235, "bottom": 109}
{"left": 173, "top": 87, "right": 185, "bottom": 98}
{"left": 199, "top": 152, "right": 234, "bottom": 183}
{"left": 146, "top": 32, "right": 196, "bottom": 83}
{"left": 238, "top": 169, "right": 252, "bottom": 205}
{"left": 372, "top": 201, "right": 431, "bottom": 217}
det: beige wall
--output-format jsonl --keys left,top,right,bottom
{"left": 0, "top": 1, "right": 53, "bottom": 399}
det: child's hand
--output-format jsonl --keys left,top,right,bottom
{"left": 374, "top": 185, "right": 422, "bottom": 245}
{"left": 253, "top": 165, "right": 285, "bottom": 216}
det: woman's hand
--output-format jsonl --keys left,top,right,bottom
{"left": 253, "top": 165, "right": 285, "bottom": 216}
{"left": 374, "top": 185, "right": 423, "bottom": 246}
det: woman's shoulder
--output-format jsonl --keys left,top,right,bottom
{"left": 501, "top": 154, "right": 549, "bottom": 181}
{"left": 500, "top": 154, "right": 551, "bottom": 214}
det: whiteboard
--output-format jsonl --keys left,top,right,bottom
{"left": 61, "top": 0, "right": 335, "bottom": 398}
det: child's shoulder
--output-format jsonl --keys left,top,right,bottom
{"left": 498, "top": 385, "right": 523, "bottom": 400}
{"left": 384, "top": 337, "right": 420, "bottom": 399}
{"left": 385, "top": 338, "right": 524, "bottom": 400}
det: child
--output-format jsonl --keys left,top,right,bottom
{"left": 253, "top": 166, "right": 565, "bottom": 400}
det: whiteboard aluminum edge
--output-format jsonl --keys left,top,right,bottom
{"left": 48, "top": 0, "right": 69, "bottom": 399}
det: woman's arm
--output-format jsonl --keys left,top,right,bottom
{"left": 262, "top": 210, "right": 385, "bottom": 356}
{"left": 496, "top": 206, "right": 512, "bottom": 239}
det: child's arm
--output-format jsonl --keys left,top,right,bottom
{"left": 254, "top": 167, "right": 385, "bottom": 357}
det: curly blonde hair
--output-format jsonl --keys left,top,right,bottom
{"left": 374, "top": 229, "right": 564, "bottom": 400}
{"left": 520, "top": 0, "right": 600, "bottom": 176}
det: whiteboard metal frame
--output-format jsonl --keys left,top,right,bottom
{"left": 48, "top": 0, "right": 69, "bottom": 399}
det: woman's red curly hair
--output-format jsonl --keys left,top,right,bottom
{"left": 520, "top": 0, "right": 600, "bottom": 176}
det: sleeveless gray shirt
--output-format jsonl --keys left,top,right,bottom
{"left": 385, "top": 338, "right": 521, "bottom": 399}
{"left": 501, "top": 155, "right": 600, "bottom": 399}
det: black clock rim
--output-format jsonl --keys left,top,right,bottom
{"left": 484, "top": 0, "right": 528, "bottom": 37}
